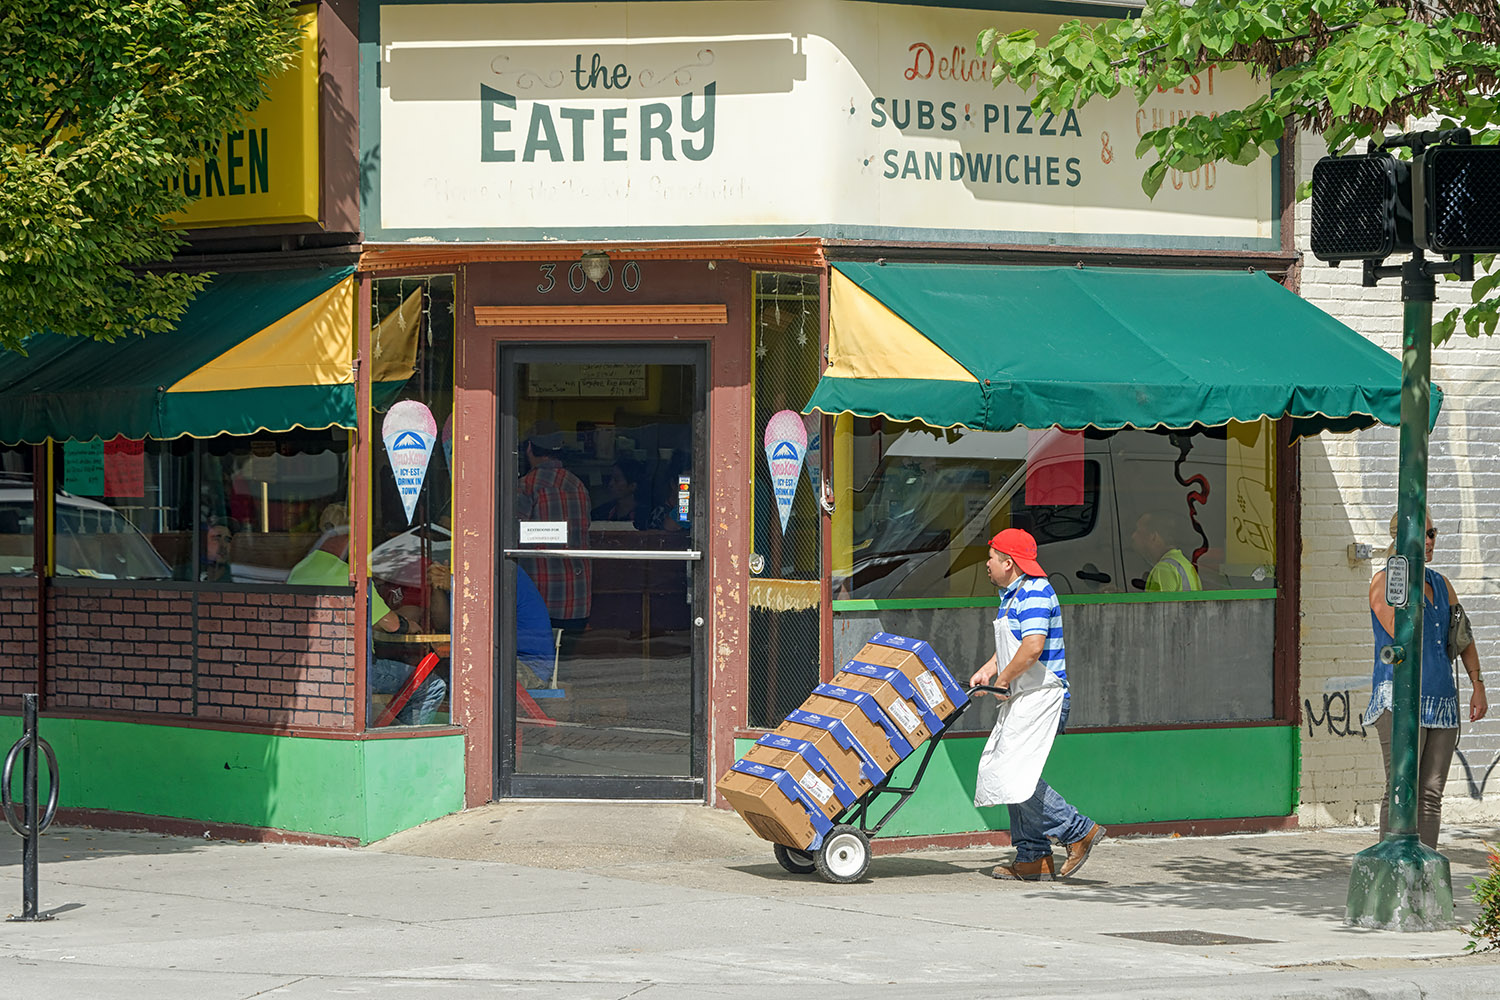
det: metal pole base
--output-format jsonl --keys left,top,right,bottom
{"left": 1346, "top": 834, "right": 1455, "bottom": 930}
{"left": 5, "top": 914, "right": 54, "bottom": 923}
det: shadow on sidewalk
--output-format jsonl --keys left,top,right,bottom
{"left": 0, "top": 827, "right": 220, "bottom": 871}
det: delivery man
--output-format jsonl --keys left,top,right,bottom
{"left": 969, "top": 528, "right": 1104, "bottom": 881}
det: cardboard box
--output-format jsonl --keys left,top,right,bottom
{"left": 832, "top": 669, "right": 940, "bottom": 749}
{"left": 850, "top": 634, "right": 968, "bottom": 721}
{"left": 791, "top": 686, "right": 909, "bottom": 775}
{"left": 772, "top": 718, "right": 884, "bottom": 797}
{"left": 716, "top": 759, "right": 825, "bottom": 849}
{"left": 742, "top": 735, "right": 858, "bottom": 821}
{"left": 718, "top": 633, "right": 967, "bottom": 851}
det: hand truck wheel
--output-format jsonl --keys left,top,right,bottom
{"left": 773, "top": 843, "right": 817, "bottom": 875}
{"left": 814, "top": 824, "right": 871, "bottom": 884}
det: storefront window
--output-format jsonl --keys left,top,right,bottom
{"left": 55, "top": 437, "right": 191, "bottom": 580}
{"left": 367, "top": 275, "right": 456, "bottom": 728}
{"left": 832, "top": 418, "right": 1279, "bottom": 731}
{"left": 200, "top": 431, "right": 351, "bottom": 584}
{"left": 835, "top": 420, "right": 1277, "bottom": 601}
{"left": 749, "top": 273, "right": 823, "bottom": 728}
{"left": 0, "top": 447, "right": 36, "bottom": 577}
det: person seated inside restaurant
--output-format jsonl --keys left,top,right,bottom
{"left": 199, "top": 519, "right": 236, "bottom": 583}
{"left": 591, "top": 458, "right": 646, "bottom": 525}
{"left": 286, "top": 504, "right": 447, "bottom": 726}
{"left": 422, "top": 559, "right": 557, "bottom": 690}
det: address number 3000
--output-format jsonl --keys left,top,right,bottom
{"left": 536, "top": 261, "right": 643, "bottom": 295}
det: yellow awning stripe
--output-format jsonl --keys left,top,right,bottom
{"left": 169, "top": 276, "right": 355, "bottom": 393}
{"left": 827, "top": 269, "right": 975, "bottom": 384}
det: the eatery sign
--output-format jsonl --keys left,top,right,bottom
{"left": 374, "top": 1, "right": 1273, "bottom": 246}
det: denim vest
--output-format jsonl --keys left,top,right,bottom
{"left": 1363, "top": 567, "right": 1458, "bottom": 728}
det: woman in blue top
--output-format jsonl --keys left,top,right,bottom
{"left": 1365, "top": 511, "right": 1487, "bottom": 848}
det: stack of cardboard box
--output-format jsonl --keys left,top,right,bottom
{"left": 717, "top": 632, "right": 968, "bottom": 852}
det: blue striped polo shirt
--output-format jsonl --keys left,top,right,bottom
{"left": 998, "top": 574, "right": 1069, "bottom": 699}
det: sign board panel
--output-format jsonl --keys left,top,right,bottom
{"left": 1385, "top": 555, "right": 1410, "bottom": 609}
{"left": 374, "top": 0, "right": 1274, "bottom": 246}
{"left": 519, "top": 521, "right": 570, "bottom": 544}
{"left": 526, "top": 363, "right": 647, "bottom": 398}
{"left": 170, "top": 11, "right": 320, "bottom": 228}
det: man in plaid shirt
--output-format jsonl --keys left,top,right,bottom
{"left": 517, "top": 421, "right": 591, "bottom": 635}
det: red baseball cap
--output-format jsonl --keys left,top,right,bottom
{"left": 989, "top": 528, "right": 1045, "bottom": 577}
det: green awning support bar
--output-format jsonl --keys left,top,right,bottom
{"left": 831, "top": 588, "right": 1277, "bottom": 611}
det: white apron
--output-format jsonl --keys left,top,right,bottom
{"left": 973, "top": 615, "right": 1065, "bottom": 806}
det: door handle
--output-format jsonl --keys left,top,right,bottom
{"left": 503, "top": 548, "right": 702, "bottom": 561}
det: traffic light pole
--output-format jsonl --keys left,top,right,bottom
{"left": 1345, "top": 250, "right": 1455, "bottom": 930}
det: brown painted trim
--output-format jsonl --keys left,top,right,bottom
{"left": 1279, "top": 130, "right": 1305, "bottom": 294}
{"left": 868, "top": 813, "right": 1300, "bottom": 855}
{"left": 354, "top": 273, "right": 373, "bottom": 732}
{"left": 733, "top": 718, "right": 1295, "bottom": 741}
{"left": 6, "top": 707, "right": 459, "bottom": 741}
{"left": 474, "top": 304, "right": 727, "bottom": 326}
{"left": 54, "top": 808, "right": 361, "bottom": 848}
{"left": 49, "top": 578, "right": 352, "bottom": 596}
{"left": 362, "top": 239, "right": 827, "bottom": 272}
{"left": 451, "top": 266, "right": 496, "bottom": 807}
{"left": 1275, "top": 417, "right": 1303, "bottom": 726}
{"left": 317, "top": 0, "right": 361, "bottom": 236}
{"left": 823, "top": 240, "right": 1299, "bottom": 274}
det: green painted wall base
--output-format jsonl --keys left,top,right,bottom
{"left": 735, "top": 725, "right": 1299, "bottom": 837}
{"left": 1346, "top": 835, "right": 1455, "bottom": 931}
{"left": 0, "top": 715, "right": 464, "bottom": 845}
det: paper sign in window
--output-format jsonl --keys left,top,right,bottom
{"left": 63, "top": 439, "right": 105, "bottom": 496}
{"left": 103, "top": 436, "right": 145, "bottom": 499}
{"left": 519, "top": 521, "right": 568, "bottom": 544}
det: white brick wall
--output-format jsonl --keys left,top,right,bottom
{"left": 1294, "top": 131, "right": 1500, "bottom": 831}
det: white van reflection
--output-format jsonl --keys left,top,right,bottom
{"left": 839, "top": 425, "right": 1272, "bottom": 600}
{"left": 0, "top": 473, "right": 172, "bottom": 580}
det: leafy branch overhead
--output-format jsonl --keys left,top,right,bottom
{"left": 0, "top": 1, "right": 301, "bottom": 353}
{"left": 977, "top": 0, "right": 1500, "bottom": 343}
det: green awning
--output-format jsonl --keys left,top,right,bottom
{"left": 806, "top": 262, "right": 1436, "bottom": 439}
{"left": 0, "top": 266, "right": 357, "bottom": 444}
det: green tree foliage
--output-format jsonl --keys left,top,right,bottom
{"left": 978, "top": 0, "right": 1500, "bottom": 342}
{"left": 0, "top": 1, "right": 301, "bottom": 353}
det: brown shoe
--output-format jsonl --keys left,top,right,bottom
{"left": 1059, "top": 824, "right": 1105, "bottom": 878}
{"left": 990, "top": 854, "right": 1055, "bottom": 881}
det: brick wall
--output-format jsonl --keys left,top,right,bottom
{"left": 16, "top": 585, "right": 358, "bottom": 731}
{"left": 196, "top": 591, "right": 356, "bottom": 728}
{"left": 0, "top": 583, "right": 38, "bottom": 704}
{"left": 49, "top": 589, "right": 195, "bottom": 716}
{"left": 1295, "top": 131, "right": 1500, "bottom": 828}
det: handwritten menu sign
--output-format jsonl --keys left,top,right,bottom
{"left": 527, "top": 363, "right": 646, "bottom": 398}
{"left": 63, "top": 439, "right": 106, "bottom": 496}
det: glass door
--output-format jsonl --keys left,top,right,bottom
{"left": 497, "top": 344, "right": 706, "bottom": 798}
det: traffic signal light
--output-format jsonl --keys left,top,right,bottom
{"left": 1414, "top": 144, "right": 1500, "bottom": 254}
{"left": 1310, "top": 154, "right": 1414, "bottom": 263}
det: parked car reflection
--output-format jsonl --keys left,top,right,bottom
{"left": 0, "top": 473, "right": 172, "bottom": 580}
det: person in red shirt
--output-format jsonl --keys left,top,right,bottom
{"left": 516, "top": 421, "right": 591, "bottom": 641}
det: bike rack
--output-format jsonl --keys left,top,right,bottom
{"left": 4, "top": 693, "right": 60, "bottom": 922}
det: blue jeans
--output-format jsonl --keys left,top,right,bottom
{"left": 1006, "top": 699, "right": 1092, "bottom": 862}
{"left": 371, "top": 657, "right": 447, "bottom": 726}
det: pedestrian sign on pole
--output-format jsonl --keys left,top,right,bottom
{"left": 1385, "top": 555, "right": 1410, "bottom": 609}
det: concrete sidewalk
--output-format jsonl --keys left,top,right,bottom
{"left": 3, "top": 804, "right": 1500, "bottom": 999}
